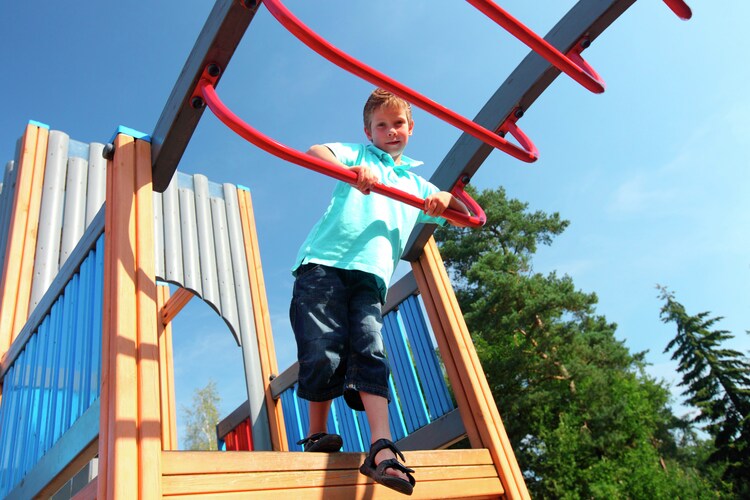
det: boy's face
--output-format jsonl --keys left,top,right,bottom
{"left": 364, "top": 105, "right": 414, "bottom": 164}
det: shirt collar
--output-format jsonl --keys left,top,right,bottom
{"left": 366, "top": 144, "right": 423, "bottom": 171}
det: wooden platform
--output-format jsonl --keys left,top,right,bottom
{"left": 160, "top": 449, "right": 504, "bottom": 499}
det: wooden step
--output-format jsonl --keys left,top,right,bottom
{"left": 162, "top": 449, "right": 504, "bottom": 499}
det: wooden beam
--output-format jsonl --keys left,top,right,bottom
{"left": 413, "top": 237, "right": 529, "bottom": 499}
{"left": 135, "top": 138, "right": 162, "bottom": 498}
{"left": 237, "top": 187, "right": 287, "bottom": 451}
{"left": 160, "top": 286, "right": 194, "bottom": 325}
{"left": 0, "top": 123, "right": 48, "bottom": 356}
{"left": 157, "top": 285, "right": 178, "bottom": 450}
{"left": 161, "top": 449, "right": 503, "bottom": 498}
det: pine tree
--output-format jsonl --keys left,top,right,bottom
{"left": 182, "top": 379, "right": 221, "bottom": 450}
{"left": 434, "top": 186, "right": 711, "bottom": 497}
{"left": 658, "top": 286, "right": 750, "bottom": 496}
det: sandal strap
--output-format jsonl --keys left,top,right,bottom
{"left": 368, "top": 438, "right": 405, "bottom": 462}
{"left": 376, "top": 458, "right": 415, "bottom": 476}
{"left": 296, "top": 432, "right": 327, "bottom": 446}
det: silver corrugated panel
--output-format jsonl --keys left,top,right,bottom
{"left": 30, "top": 131, "right": 69, "bottom": 309}
{"left": 193, "top": 175, "right": 219, "bottom": 307}
{"left": 161, "top": 174, "right": 183, "bottom": 284}
{"left": 223, "top": 183, "right": 270, "bottom": 450}
{"left": 85, "top": 143, "right": 106, "bottom": 227}
{"left": 27, "top": 132, "right": 106, "bottom": 313}
{"left": 59, "top": 156, "right": 88, "bottom": 267}
{"left": 178, "top": 177, "right": 202, "bottom": 295}
{"left": 152, "top": 189, "right": 165, "bottom": 280}
{"left": 153, "top": 173, "right": 271, "bottom": 450}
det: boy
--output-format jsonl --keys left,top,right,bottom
{"left": 290, "top": 88, "right": 469, "bottom": 495}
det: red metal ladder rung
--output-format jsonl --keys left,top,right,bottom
{"left": 193, "top": 74, "right": 487, "bottom": 228}
{"left": 465, "top": 0, "right": 606, "bottom": 94}
{"left": 260, "top": 0, "right": 538, "bottom": 164}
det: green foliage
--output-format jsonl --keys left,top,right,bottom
{"left": 659, "top": 287, "right": 750, "bottom": 497}
{"left": 182, "top": 379, "right": 221, "bottom": 451}
{"left": 435, "top": 186, "right": 716, "bottom": 498}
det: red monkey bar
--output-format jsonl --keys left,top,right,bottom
{"left": 196, "top": 78, "right": 487, "bottom": 228}
{"left": 464, "top": 0, "right": 606, "bottom": 94}
{"left": 662, "top": 0, "right": 692, "bottom": 20}
{"left": 260, "top": 0, "right": 538, "bottom": 164}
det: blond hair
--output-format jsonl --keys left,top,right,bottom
{"left": 363, "top": 88, "right": 413, "bottom": 129}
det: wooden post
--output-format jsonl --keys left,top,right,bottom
{"left": 157, "top": 286, "right": 179, "bottom": 451}
{"left": 99, "top": 133, "right": 161, "bottom": 498}
{"left": 237, "top": 187, "right": 288, "bottom": 451}
{"left": 412, "top": 236, "right": 529, "bottom": 500}
{"left": 0, "top": 123, "right": 49, "bottom": 356}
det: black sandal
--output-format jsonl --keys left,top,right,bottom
{"left": 359, "top": 438, "right": 416, "bottom": 495}
{"left": 296, "top": 432, "right": 343, "bottom": 452}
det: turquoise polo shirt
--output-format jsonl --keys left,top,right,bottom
{"left": 292, "top": 143, "right": 446, "bottom": 301}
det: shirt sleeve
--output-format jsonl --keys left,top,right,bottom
{"left": 323, "top": 142, "right": 364, "bottom": 166}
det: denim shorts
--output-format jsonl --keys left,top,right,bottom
{"left": 289, "top": 263, "right": 390, "bottom": 411}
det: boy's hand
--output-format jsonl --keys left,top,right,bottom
{"left": 424, "top": 191, "right": 453, "bottom": 217}
{"left": 425, "top": 191, "right": 471, "bottom": 227}
{"left": 350, "top": 165, "right": 379, "bottom": 195}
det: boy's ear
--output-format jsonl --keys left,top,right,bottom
{"left": 408, "top": 119, "right": 414, "bottom": 135}
{"left": 364, "top": 126, "right": 373, "bottom": 141}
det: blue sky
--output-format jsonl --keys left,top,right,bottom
{"left": 2, "top": 1, "right": 748, "bottom": 447}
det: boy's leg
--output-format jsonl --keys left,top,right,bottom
{"left": 360, "top": 392, "right": 409, "bottom": 481}
{"left": 308, "top": 400, "right": 333, "bottom": 435}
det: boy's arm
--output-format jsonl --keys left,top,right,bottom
{"left": 424, "top": 191, "right": 471, "bottom": 227}
{"left": 306, "top": 144, "right": 378, "bottom": 195}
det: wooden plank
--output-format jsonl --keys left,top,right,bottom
{"left": 135, "top": 138, "right": 162, "bottom": 499}
{"left": 237, "top": 188, "right": 287, "bottom": 451}
{"left": 162, "top": 465, "right": 499, "bottom": 494}
{"left": 0, "top": 124, "right": 40, "bottom": 355}
{"left": 157, "top": 286, "right": 178, "bottom": 450}
{"left": 104, "top": 133, "right": 140, "bottom": 498}
{"left": 415, "top": 238, "right": 528, "bottom": 499}
{"left": 161, "top": 449, "right": 494, "bottom": 475}
{"left": 162, "top": 477, "right": 502, "bottom": 499}
{"left": 97, "top": 131, "right": 115, "bottom": 499}
{"left": 12, "top": 124, "right": 48, "bottom": 338}
{"left": 160, "top": 286, "right": 195, "bottom": 324}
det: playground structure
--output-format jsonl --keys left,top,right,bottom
{"left": 0, "top": 0, "right": 691, "bottom": 498}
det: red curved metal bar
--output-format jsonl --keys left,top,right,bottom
{"left": 465, "top": 0, "right": 605, "bottom": 94}
{"left": 260, "top": 0, "right": 537, "bottom": 164}
{"left": 662, "top": 0, "right": 692, "bottom": 20}
{"left": 199, "top": 80, "right": 487, "bottom": 228}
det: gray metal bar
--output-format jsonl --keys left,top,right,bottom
{"left": 383, "top": 271, "right": 419, "bottom": 316}
{"left": 1, "top": 208, "right": 105, "bottom": 380}
{"left": 403, "top": 0, "right": 637, "bottom": 261}
{"left": 193, "top": 174, "right": 219, "bottom": 307}
{"left": 395, "top": 408, "right": 466, "bottom": 451}
{"left": 151, "top": 0, "right": 261, "bottom": 192}
{"left": 85, "top": 142, "right": 106, "bottom": 228}
{"left": 60, "top": 156, "right": 88, "bottom": 267}
{"left": 161, "top": 174, "right": 183, "bottom": 284}
{"left": 30, "top": 131, "right": 69, "bottom": 309}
